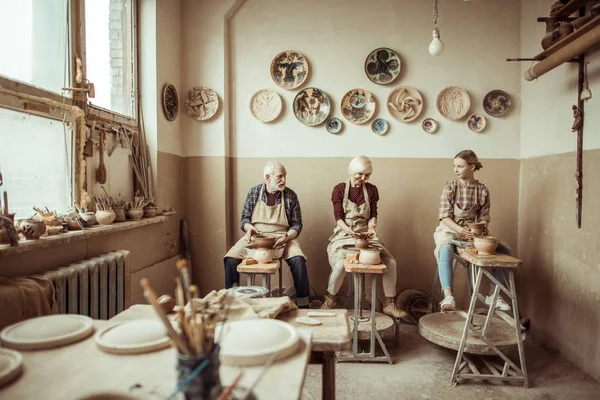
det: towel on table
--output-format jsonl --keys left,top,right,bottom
{"left": 0, "top": 276, "right": 58, "bottom": 330}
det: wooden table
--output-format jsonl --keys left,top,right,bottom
{"left": 112, "top": 304, "right": 351, "bottom": 400}
{"left": 451, "top": 248, "right": 529, "bottom": 388}
{"left": 0, "top": 319, "right": 312, "bottom": 399}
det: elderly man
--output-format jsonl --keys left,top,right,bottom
{"left": 223, "top": 161, "right": 310, "bottom": 307}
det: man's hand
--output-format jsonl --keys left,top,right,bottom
{"left": 274, "top": 233, "right": 289, "bottom": 248}
{"left": 245, "top": 225, "right": 258, "bottom": 241}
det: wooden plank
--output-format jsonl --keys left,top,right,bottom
{"left": 482, "top": 358, "right": 501, "bottom": 376}
{"left": 457, "top": 248, "right": 522, "bottom": 268}
{"left": 344, "top": 262, "right": 387, "bottom": 274}
{"left": 279, "top": 309, "right": 351, "bottom": 352}
{"left": 237, "top": 260, "right": 280, "bottom": 274}
{"left": 536, "top": 15, "right": 600, "bottom": 59}
{"left": 550, "top": 0, "right": 587, "bottom": 18}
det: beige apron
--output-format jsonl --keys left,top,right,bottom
{"left": 327, "top": 180, "right": 394, "bottom": 266}
{"left": 433, "top": 183, "right": 479, "bottom": 261}
{"left": 225, "top": 185, "right": 306, "bottom": 260}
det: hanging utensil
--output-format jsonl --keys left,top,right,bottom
{"left": 96, "top": 130, "right": 108, "bottom": 184}
{"left": 3, "top": 191, "right": 8, "bottom": 216}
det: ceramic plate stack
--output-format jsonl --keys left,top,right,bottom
{"left": 436, "top": 86, "right": 471, "bottom": 120}
{"left": 1, "top": 315, "right": 94, "bottom": 350}
{"left": 270, "top": 50, "right": 309, "bottom": 90}
{"left": 0, "top": 348, "right": 23, "bottom": 388}
{"left": 250, "top": 89, "right": 282, "bottom": 122}
{"left": 185, "top": 86, "right": 219, "bottom": 121}
{"left": 387, "top": 87, "right": 423, "bottom": 122}
{"left": 340, "top": 89, "right": 376, "bottom": 124}
{"left": 95, "top": 320, "right": 170, "bottom": 354}
{"left": 293, "top": 87, "right": 331, "bottom": 126}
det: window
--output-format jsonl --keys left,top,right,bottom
{"left": 0, "top": 0, "right": 138, "bottom": 221}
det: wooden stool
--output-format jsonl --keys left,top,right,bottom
{"left": 237, "top": 260, "right": 281, "bottom": 297}
{"left": 450, "top": 248, "right": 528, "bottom": 387}
{"left": 337, "top": 261, "right": 393, "bottom": 364}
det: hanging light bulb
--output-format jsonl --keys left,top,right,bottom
{"left": 581, "top": 61, "right": 592, "bottom": 102}
{"left": 429, "top": 0, "right": 444, "bottom": 56}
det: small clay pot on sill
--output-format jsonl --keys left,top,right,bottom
{"left": 96, "top": 210, "right": 116, "bottom": 225}
{"left": 113, "top": 207, "right": 126, "bottom": 222}
{"left": 128, "top": 208, "right": 144, "bottom": 221}
{"left": 144, "top": 206, "right": 159, "bottom": 218}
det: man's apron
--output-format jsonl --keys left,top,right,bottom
{"left": 225, "top": 185, "right": 306, "bottom": 260}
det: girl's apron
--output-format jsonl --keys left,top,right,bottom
{"left": 225, "top": 185, "right": 306, "bottom": 259}
{"left": 433, "top": 184, "right": 479, "bottom": 262}
{"left": 326, "top": 180, "right": 394, "bottom": 266}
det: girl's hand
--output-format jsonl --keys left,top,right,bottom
{"left": 460, "top": 227, "right": 475, "bottom": 238}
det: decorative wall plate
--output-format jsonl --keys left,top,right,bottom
{"left": 371, "top": 118, "right": 389, "bottom": 135}
{"left": 293, "top": 87, "right": 331, "bottom": 126}
{"left": 185, "top": 86, "right": 219, "bottom": 121}
{"left": 0, "top": 348, "right": 23, "bottom": 388}
{"left": 326, "top": 117, "right": 343, "bottom": 134}
{"left": 250, "top": 89, "right": 282, "bottom": 122}
{"left": 341, "top": 89, "right": 376, "bottom": 124}
{"left": 387, "top": 87, "right": 423, "bottom": 122}
{"left": 483, "top": 90, "right": 512, "bottom": 117}
{"left": 162, "top": 84, "right": 178, "bottom": 121}
{"left": 364, "top": 48, "right": 401, "bottom": 85}
{"left": 270, "top": 51, "right": 309, "bottom": 90}
{"left": 436, "top": 86, "right": 471, "bottom": 120}
{"left": 467, "top": 114, "right": 487, "bottom": 133}
{"left": 95, "top": 320, "right": 170, "bottom": 354}
{"left": 422, "top": 118, "right": 439, "bottom": 133}
{"left": 0, "top": 314, "right": 94, "bottom": 350}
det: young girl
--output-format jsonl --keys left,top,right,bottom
{"left": 434, "top": 150, "right": 512, "bottom": 312}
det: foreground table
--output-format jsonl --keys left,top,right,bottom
{"left": 0, "top": 319, "right": 311, "bottom": 399}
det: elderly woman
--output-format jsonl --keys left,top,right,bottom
{"left": 321, "top": 156, "right": 404, "bottom": 319}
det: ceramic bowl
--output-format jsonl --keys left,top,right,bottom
{"left": 467, "top": 222, "right": 486, "bottom": 236}
{"left": 143, "top": 207, "right": 159, "bottom": 218}
{"left": 128, "top": 209, "right": 144, "bottom": 221}
{"left": 341, "top": 89, "right": 376, "bottom": 124}
{"left": 253, "top": 249, "right": 273, "bottom": 263}
{"left": 371, "top": 118, "right": 389, "bottom": 135}
{"left": 326, "top": 117, "right": 343, "bottom": 134}
{"left": 387, "top": 87, "right": 423, "bottom": 122}
{"left": 79, "top": 212, "right": 97, "bottom": 226}
{"left": 253, "top": 234, "right": 277, "bottom": 249}
{"left": 364, "top": 47, "right": 401, "bottom": 85}
{"left": 474, "top": 236, "right": 498, "bottom": 256}
{"left": 422, "top": 118, "right": 439, "bottom": 133}
{"left": 96, "top": 210, "right": 116, "bottom": 226}
{"left": 467, "top": 114, "right": 487, "bottom": 133}
{"left": 359, "top": 248, "right": 381, "bottom": 265}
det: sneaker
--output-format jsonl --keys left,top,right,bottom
{"left": 485, "top": 295, "right": 511, "bottom": 311}
{"left": 320, "top": 294, "right": 337, "bottom": 309}
{"left": 383, "top": 302, "right": 409, "bottom": 319}
{"left": 439, "top": 295, "right": 456, "bottom": 312}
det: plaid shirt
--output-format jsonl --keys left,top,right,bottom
{"left": 331, "top": 182, "right": 379, "bottom": 221}
{"left": 438, "top": 180, "right": 490, "bottom": 222}
{"left": 240, "top": 184, "right": 303, "bottom": 234}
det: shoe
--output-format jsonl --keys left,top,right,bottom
{"left": 320, "top": 294, "right": 337, "bottom": 309}
{"left": 485, "top": 295, "right": 511, "bottom": 311}
{"left": 382, "top": 302, "right": 408, "bottom": 319}
{"left": 439, "top": 296, "right": 456, "bottom": 312}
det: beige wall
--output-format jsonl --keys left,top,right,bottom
{"left": 518, "top": 0, "right": 600, "bottom": 380}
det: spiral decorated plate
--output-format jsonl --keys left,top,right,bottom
{"left": 483, "top": 90, "right": 511, "bottom": 117}
{"left": 364, "top": 48, "right": 401, "bottom": 85}
{"left": 387, "top": 87, "right": 423, "bottom": 122}
{"left": 371, "top": 118, "right": 389, "bottom": 135}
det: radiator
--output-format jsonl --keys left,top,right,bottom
{"left": 37, "top": 250, "right": 130, "bottom": 320}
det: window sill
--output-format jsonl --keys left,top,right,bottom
{"left": 0, "top": 216, "right": 169, "bottom": 257}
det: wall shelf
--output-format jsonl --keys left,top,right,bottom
{"left": 535, "top": 15, "right": 600, "bottom": 61}
{"left": 551, "top": 0, "right": 588, "bottom": 18}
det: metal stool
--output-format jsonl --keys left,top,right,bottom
{"left": 237, "top": 260, "right": 281, "bottom": 297}
{"left": 338, "top": 261, "right": 393, "bottom": 364}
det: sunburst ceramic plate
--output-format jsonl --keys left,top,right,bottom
{"left": 293, "top": 87, "right": 330, "bottom": 126}
{"left": 387, "top": 87, "right": 423, "bottom": 122}
{"left": 341, "top": 89, "right": 376, "bottom": 124}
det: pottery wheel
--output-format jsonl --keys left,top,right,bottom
{"left": 347, "top": 311, "right": 395, "bottom": 340}
{"left": 0, "top": 314, "right": 94, "bottom": 351}
{"left": 418, "top": 311, "right": 524, "bottom": 355}
{"left": 0, "top": 348, "right": 23, "bottom": 388}
{"left": 95, "top": 320, "right": 170, "bottom": 354}
{"left": 228, "top": 286, "right": 269, "bottom": 298}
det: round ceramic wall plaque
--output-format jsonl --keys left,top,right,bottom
{"left": 436, "top": 86, "right": 471, "bottom": 120}
{"left": 162, "top": 84, "right": 179, "bottom": 121}
{"left": 387, "top": 87, "right": 423, "bottom": 122}
{"left": 293, "top": 87, "right": 331, "bottom": 126}
{"left": 371, "top": 118, "right": 389, "bottom": 135}
{"left": 467, "top": 114, "right": 487, "bottom": 133}
{"left": 270, "top": 51, "right": 309, "bottom": 90}
{"left": 422, "top": 118, "right": 439, "bottom": 133}
{"left": 326, "top": 117, "right": 343, "bottom": 134}
{"left": 483, "top": 90, "right": 511, "bottom": 117}
{"left": 250, "top": 89, "right": 282, "bottom": 122}
{"left": 341, "top": 89, "right": 376, "bottom": 124}
{"left": 185, "top": 86, "right": 219, "bottom": 121}
{"left": 364, "top": 48, "right": 401, "bottom": 85}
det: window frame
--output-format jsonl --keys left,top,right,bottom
{"left": 0, "top": 0, "right": 140, "bottom": 208}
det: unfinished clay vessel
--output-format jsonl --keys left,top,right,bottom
{"left": 19, "top": 219, "right": 46, "bottom": 240}
{"left": 467, "top": 222, "right": 486, "bottom": 237}
{"left": 253, "top": 249, "right": 273, "bottom": 263}
{"left": 143, "top": 206, "right": 159, "bottom": 218}
{"left": 254, "top": 234, "right": 277, "bottom": 249}
{"left": 96, "top": 210, "right": 116, "bottom": 226}
{"left": 358, "top": 248, "right": 381, "bottom": 265}
{"left": 355, "top": 237, "right": 369, "bottom": 249}
{"left": 128, "top": 209, "right": 143, "bottom": 221}
{"left": 474, "top": 236, "right": 498, "bottom": 256}
{"left": 113, "top": 207, "right": 126, "bottom": 222}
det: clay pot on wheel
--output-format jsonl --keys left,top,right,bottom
{"left": 358, "top": 249, "right": 381, "bottom": 265}
{"left": 253, "top": 249, "right": 273, "bottom": 263}
{"left": 474, "top": 236, "right": 499, "bottom": 256}
{"left": 355, "top": 237, "right": 369, "bottom": 249}
{"left": 467, "top": 222, "right": 486, "bottom": 237}
{"left": 254, "top": 234, "right": 277, "bottom": 249}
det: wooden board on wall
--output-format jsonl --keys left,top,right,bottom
{"left": 129, "top": 255, "right": 180, "bottom": 306}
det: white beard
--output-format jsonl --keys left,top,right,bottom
{"left": 267, "top": 177, "right": 285, "bottom": 192}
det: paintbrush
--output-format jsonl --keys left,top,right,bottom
{"left": 217, "top": 370, "right": 244, "bottom": 400}
{"left": 176, "top": 258, "right": 192, "bottom": 302}
{"left": 140, "top": 278, "right": 191, "bottom": 355}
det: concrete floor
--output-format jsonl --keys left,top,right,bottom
{"left": 301, "top": 323, "right": 600, "bottom": 400}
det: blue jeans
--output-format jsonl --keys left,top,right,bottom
{"left": 438, "top": 242, "right": 511, "bottom": 291}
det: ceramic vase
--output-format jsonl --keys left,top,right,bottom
{"left": 96, "top": 210, "right": 116, "bottom": 225}
{"left": 113, "top": 207, "right": 126, "bottom": 222}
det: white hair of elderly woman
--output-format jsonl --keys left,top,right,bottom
{"left": 348, "top": 155, "right": 372, "bottom": 176}
{"left": 264, "top": 161, "right": 286, "bottom": 177}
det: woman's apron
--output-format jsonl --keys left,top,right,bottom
{"left": 326, "top": 180, "right": 394, "bottom": 267}
{"left": 433, "top": 184, "right": 479, "bottom": 262}
{"left": 225, "top": 185, "right": 306, "bottom": 260}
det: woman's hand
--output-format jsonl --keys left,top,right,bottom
{"left": 346, "top": 228, "right": 361, "bottom": 238}
{"left": 460, "top": 226, "right": 475, "bottom": 238}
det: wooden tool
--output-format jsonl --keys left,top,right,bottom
{"left": 96, "top": 130, "right": 107, "bottom": 184}
{"left": 217, "top": 371, "right": 244, "bottom": 400}
{"left": 3, "top": 191, "right": 8, "bottom": 215}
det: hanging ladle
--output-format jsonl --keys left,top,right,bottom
{"left": 96, "top": 130, "right": 108, "bottom": 184}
